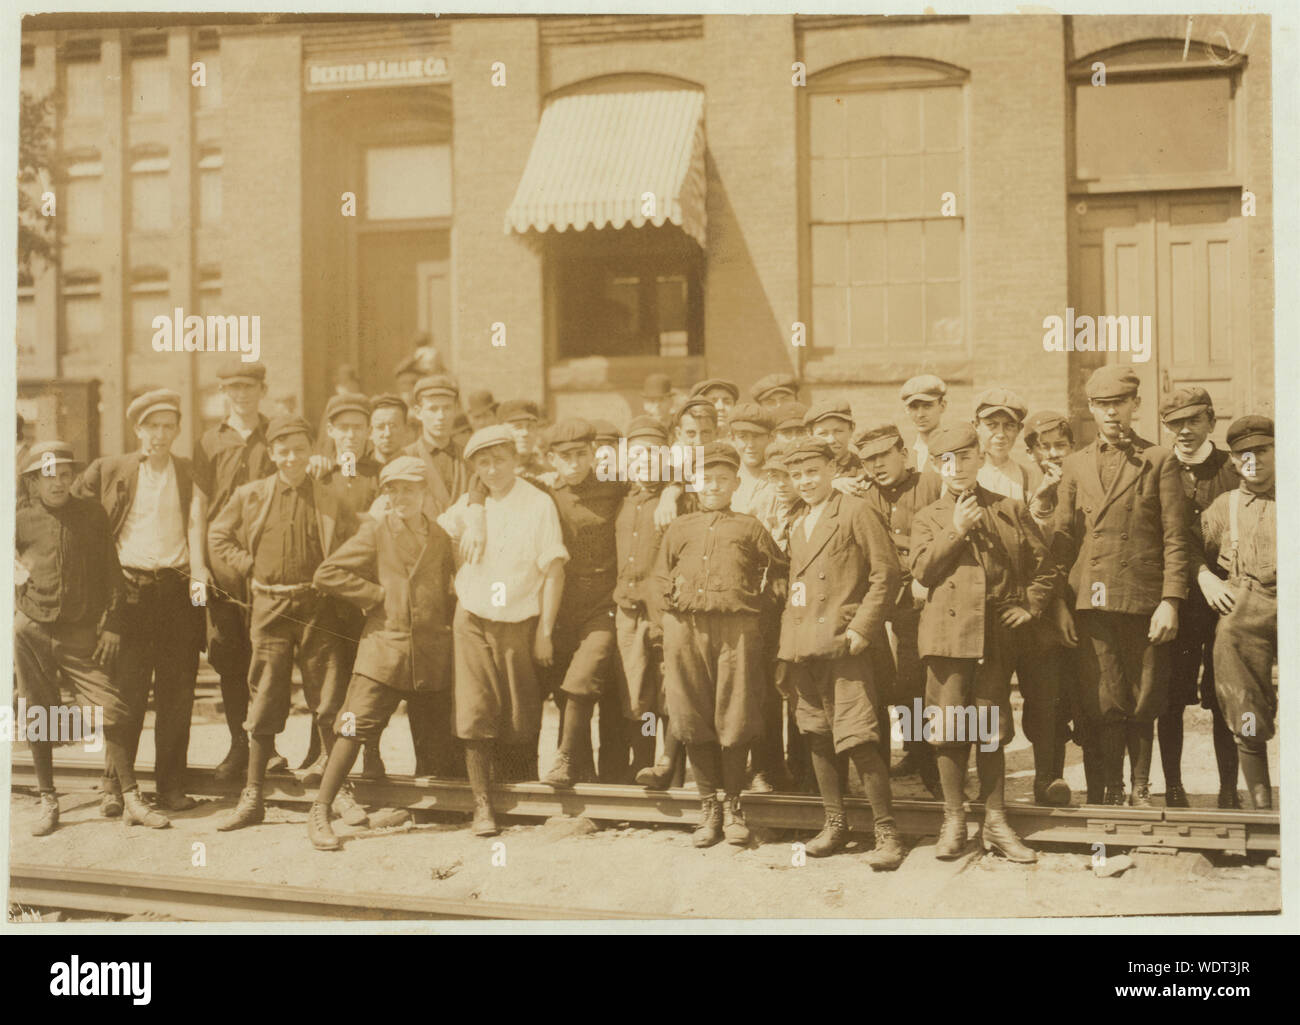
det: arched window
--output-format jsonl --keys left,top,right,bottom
{"left": 804, "top": 58, "right": 968, "bottom": 354}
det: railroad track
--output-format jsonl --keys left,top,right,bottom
{"left": 8, "top": 863, "right": 681, "bottom": 922}
{"left": 10, "top": 753, "right": 1280, "bottom": 855}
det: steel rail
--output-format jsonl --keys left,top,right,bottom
{"left": 7, "top": 863, "right": 685, "bottom": 922}
{"left": 9, "top": 754, "right": 1280, "bottom": 855}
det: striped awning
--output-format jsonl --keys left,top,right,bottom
{"left": 505, "top": 88, "right": 706, "bottom": 247}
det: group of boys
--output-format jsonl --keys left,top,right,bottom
{"left": 15, "top": 356, "right": 1277, "bottom": 873}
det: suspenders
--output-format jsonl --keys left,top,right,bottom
{"left": 1228, "top": 488, "right": 1241, "bottom": 579}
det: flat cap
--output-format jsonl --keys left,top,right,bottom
{"left": 676, "top": 397, "right": 717, "bottom": 424}
{"left": 782, "top": 438, "right": 836, "bottom": 465}
{"left": 1023, "top": 411, "right": 1071, "bottom": 448}
{"left": 974, "top": 387, "right": 1028, "bottom": 423}
{"left": 218, "top": 360, "right": 267, "bottom": 385}
{"left": 324, "top": 392, "right": 371, "bottom": 423}
{"left": 762, "top": 441, "right": 791, "bottom": 473}
{"left": 369, "top": 393, "right": 409, "bottom": 417}
{"left": 467, "top": 389, "right": 497, "bottom": 417}
{"left": 772, "top": 402, "right": 809, "bottom": 433}
{"left": 547, "top": 418, "right": 596, "bottom": 450}
{"left": 1086, "top": 365, "right": 1141, "bottom": 400}
{"left": 750, "top": 373, "right": 800, "bottom": 404}
{"left": 900, "top": 374, "right": 947, "bottom": 405}
{"left": 412, "top": 374, "right": 460, "bottom": 403}
{"left": 641, "top": 372, "right": 674, "bottom": 399}
{"left": 926, "top": 423, "right": 980, "bottom": 458}
{"left": 691, "top": 378, "right": 740, "bottom": 402}
{"left": 127, "top": 388, "right": 182, "bottom": 426}
{"left": 463, "top": 424, "right": 517, "bottom": 462}
{"left": 266, "top": 415, "right": 314, "bottom": 446}
{"left": 698, "top": 441, "right": 740, "bottom": 470}
{"left": 498, "top": 399, "right": 541, "bottom": 423}
{"left": 22, "top": 440, "right": 80, "bottom": 476}
{"left": 625, "top": 416, "right": 669, "bottom": 445}
{"left": 1159, "top": 386, "right": 1214, "bottom": 422}
{"left": 379, "top": 455, "right": 427, "bottom": 487}
{"left": 804, "top": 399, "right": 854, "bottom": 427}
{"left": 853, "top": 422, "right": 904, "bottom": 459}
{"left": 727, "top": 402, "right": 773, "bottom": 433}
{"left": 1225, "top": 415, "right": 1273, "bottom": 452}
{"left": 592, "top": 419, "right": 622, "bottom": 446}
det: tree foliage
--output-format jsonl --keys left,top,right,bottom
{"left": 18, "top": 90, "right": 58, "bottom": 276}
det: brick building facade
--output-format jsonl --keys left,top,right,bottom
{"left": 18, "top": 13, "right": 1273, "bottom": 458}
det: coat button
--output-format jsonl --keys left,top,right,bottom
{"left": 948, "top": 609, "right": 956, "bottom": 616}
{"left": 1121, "top": 533, "right": 1128, "bottom": 540}
{"left": 817, "top": 617, "right": 825, "bottom": 624}
{"left": 818, "top": 572, "right": 825, "bottom": 579}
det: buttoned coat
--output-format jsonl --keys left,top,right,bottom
{"left": 1046, "top": 436, "right": 1192, "bottom": 615}
{"left": 778, "top": 492, "right": 901, "bottom": 662}
{"left": 207, "top": 474, "right": 357, "bottom": 598}
{"left": 909, "top": 485, "right": 1056, "bottom": 660}
{"left": 312, "top": 514, "right": 455, "bottom": 692}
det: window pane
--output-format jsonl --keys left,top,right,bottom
{"left": 887, "top": 282, "right": 923, "bottom": 346}
{"left": 66, "top": 61, "right": 104, "bottom": 118}
{"left": 1074, "top": 76, "right": 1231, "bottom": 180}
{"left": 812, "top": 285, "right": 848, "bottom": 349}
{"left": 926, "top": 281, "right": 962, "bottom": 346}
{"left": 885, "top": 153, "right": 924, "bottom": 216}
{"left": 811, "top": 224, "right": 847, "bottom": 287}
{"left": 130, "top": 56, "right": 169, "bottom": 115}
{"left": 132, "top": 172, "right": 169, "bottom": 231}
{"left": 657, "top": 276, "right": 689, "bottom": 358}
{"left": 885, "top": 90, "right": 922, "bottom": 154}
{"left": 200, "top": 167, "right": 221, "bottom": 225}
{"left": 848, "top": 222, "right": 885, "bottom": 284}
{"left": 849, "top": 284, "right": 885, "bottom": 348}
{"left": 131, "top": 289, "right": 169, "bottom": 358}
{"left": 809, "top": 157, "right": 846, "bottom": 221}
{"left": 885, "top": 220, "right": 923, "bottom": 282}
{"left": 196, "top": 55, "right": 222, "bottom": 109}
{"left": 809, "top": 93, "right": 845, "bottom": 159}
{"left": 67, "top": 177, "right": 103, "bottom": 234}
{"left": 924, "top": 217, "right": 962, "bottom": 281}
{"left": 846, "top": 156, "right": 883, "bottom": 220}
{"left": 365, "top": 144, "right": 452, "bottom": 220}
{"left": 846, "top": 91, "right": 885, "bottom": 157}
{"left": 923, "top": 86, "right": 962, "bottom": 151}
{"left": 922, "top": 151, "right": 961, "bottom": 215}
{"left": 65, "top": 294, "right": 102, "bottom": 359}
{"left": 17, "top": 297, "right": 37, "bottom": 365}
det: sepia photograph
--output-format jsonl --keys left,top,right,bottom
{"left": 1, "top": 1, "right": 1289, "bottom": 951}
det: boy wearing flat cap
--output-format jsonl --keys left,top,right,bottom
{"left": 73, "top": 389, "right": 208, "bottom": 815}
{"left": 674, "top": 397, "right": 718, "bottom": 449}
{"left": 1157, "top": 387, "right": 1242, "bottom": 808}
{"left": 805, "top": 400, "right": 863, "bottom": 483}
{"left": 691, "top": 378, "right": 740, "bottom": 430}
{"left": 497, "top": 399, "right": 552, "bottom": 485}
{"left": 438, "top": 426, "right": 568, "bottom": 833}
{"left": 855, "top": 423, "right": 943, "bottom": 797}
{"left": 779, "top": 439, "right": 906, "bottom": 868}
{"left": 653, "top": 442, "right": 789, "bottom": 846}
{"left": 1044, "top": 365, "right": 1192, "bottom": 808}
{"left": 307, "top": 456, "right": 457, "bottom": 848}
{"left": 15, "top": 442, "right": 162, "bottom": 834}
{"left": 771, "top": 402, "right": 810, "bottom": 445}
{"left": 911, "top": 424, "right": 1063, "bottom": 861}
{"left": 974, "top": 387, "right": 1042, "bottom": 503}
{"left": 900, "top": 375, "right": 948, "bottom": 472}
{"left": 403, "top": 374, "right": 470, "bottom": 515}
{"left": 750, "top": 373, "right": 800, "bottom": 411}
{"left": 193, "top": 359, "right": 283, "bottom": 782}
{"left": 1023, "top": 411, "right": 1074, "bottom": 531}
{"left": 1199, "top": 416, "right": 1276, "bottom": 809}
{"left": 209, "top": 415, "right": 363, "bottom": 831}
{"left": 368, "top": 394, "right": 413, "bottom": 466}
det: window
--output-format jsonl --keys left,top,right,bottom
{"left": 17, "top": 284, "right": 37, "bottom": 366}
{"left": 130, "top": 55, "right": 169, "bottom": 115}
{"left": 63, "top": 272, "right": 102, "bottom": 363}
{"left": 552, "top": 227, "right": 703, "bottom": 359}
{"left": 806, "top": 60, "right": 967, "bottom": 352}
{"left": 65, "top": 158, "right": 103, "bottom": 234}
{"left": 130, "top": 153, "right": 170, "bottom": 232}
{"left": 129, "top": 272, "right": 169, "bottom": 359}
{"left": 65, "top": 59, "right": 104, "bottom": 119}
{"left": 197, "top": 273, "right": 228, "bottom": 427}
{"left": 198, "top": 149, "right": 222, "bottom": 226}
{"left": 365, "top": 144, "right": 452, "bottom": 220}
{"left": 196, "top": 53, "right": 222, "bottom": 109}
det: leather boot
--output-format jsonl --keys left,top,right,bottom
{"left": 1164, "top": 783, "right": 1189, "bottom": 808}
{"left": 1218, "top": 787, "right": 1242, "bottom": 810}
{"left": 935, "top": 807, "right": 967, "bottom": 859}
{"left": 331, "top": 782, "right": 369, "bottom": 827}
{"left": 747, "top": 771, "right": 775, "bottom": 794}
{"left": 980, "top": 809, "right": 1036, "bottom": 863}
{"left": 693, "top": 795, "right": 723, "bottom": 848}
{"left": 123, "top": 789, "right": 170, "bottom": 828}
{"left": 722, "top": 796, "right": 751, "bottom": 846}
{"left": 218, "top": 784, "right": 265, "bottom": 831}
{"left": 863, "top": 820, "right": 905, "bottom": 871}
{"left": 308, "top": 802, "right": 341, "bottom": 851}
{"left": 1103, "top": 786, "right": 1126, "bottom": 806}
{"left": 543, "top": 749, "right": 592, "bottom": 788}
{"left": 1250, "top": 783, "right": 1272, "bottom": 810}
{"left": 361, "top": 742, "right": 387, "bottom": 782}
{"left": 805, "top": 809, "right": 848, "bottom": 858}
{"left": 472, "top": 794, "right": 500, "bottom": 837}
{"left": 214, "top": 742, "right": 248, "bottom": 784}
{"left": 100, "top": 786, "right": 123, "bottom": 818}
{"left": 31, "top": 793, "right": 59, "bottom": 837}
{"left": 1129, "top": 783, "right": 1153, "bottom": 808}
{"left": 636, "top": 742, "right": 685, "bottom": 790}
{"left": 300, "top": 752, "right": 328, "bottom": 788}
{"left": 1033, "top": 773, "right": 1071, "bottom": 807}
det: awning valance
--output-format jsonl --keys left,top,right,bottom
{"left": 505, "top": 88, "right": 706, "bottom": 247}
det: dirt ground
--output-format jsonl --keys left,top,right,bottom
{"left": 7, "top": 688, "right": 1281, "bottom": 921}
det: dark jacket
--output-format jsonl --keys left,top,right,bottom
{"left": 313, "top": 514, "right": 455, "bottom": 692}
{"left": 15, "top": 493, "right": 124, "bottom": 634}
{"left": 778, "top": 491, "right": 900, "bottom": 662}
{"left": 1046, "top": 436, "right": 1192, "bottom": 615}
{"left": 910, "top": 485, "right": 1056, "bottom": 660}
{"left": 73, "top": 452, "right": 199, "bottom": 539}
{"left": 402, "top": 436, "right": 469, "bottom": 514}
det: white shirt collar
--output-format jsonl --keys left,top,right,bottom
{"left": 1176, "top": 440, "right": 1214, "bottom": 466}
